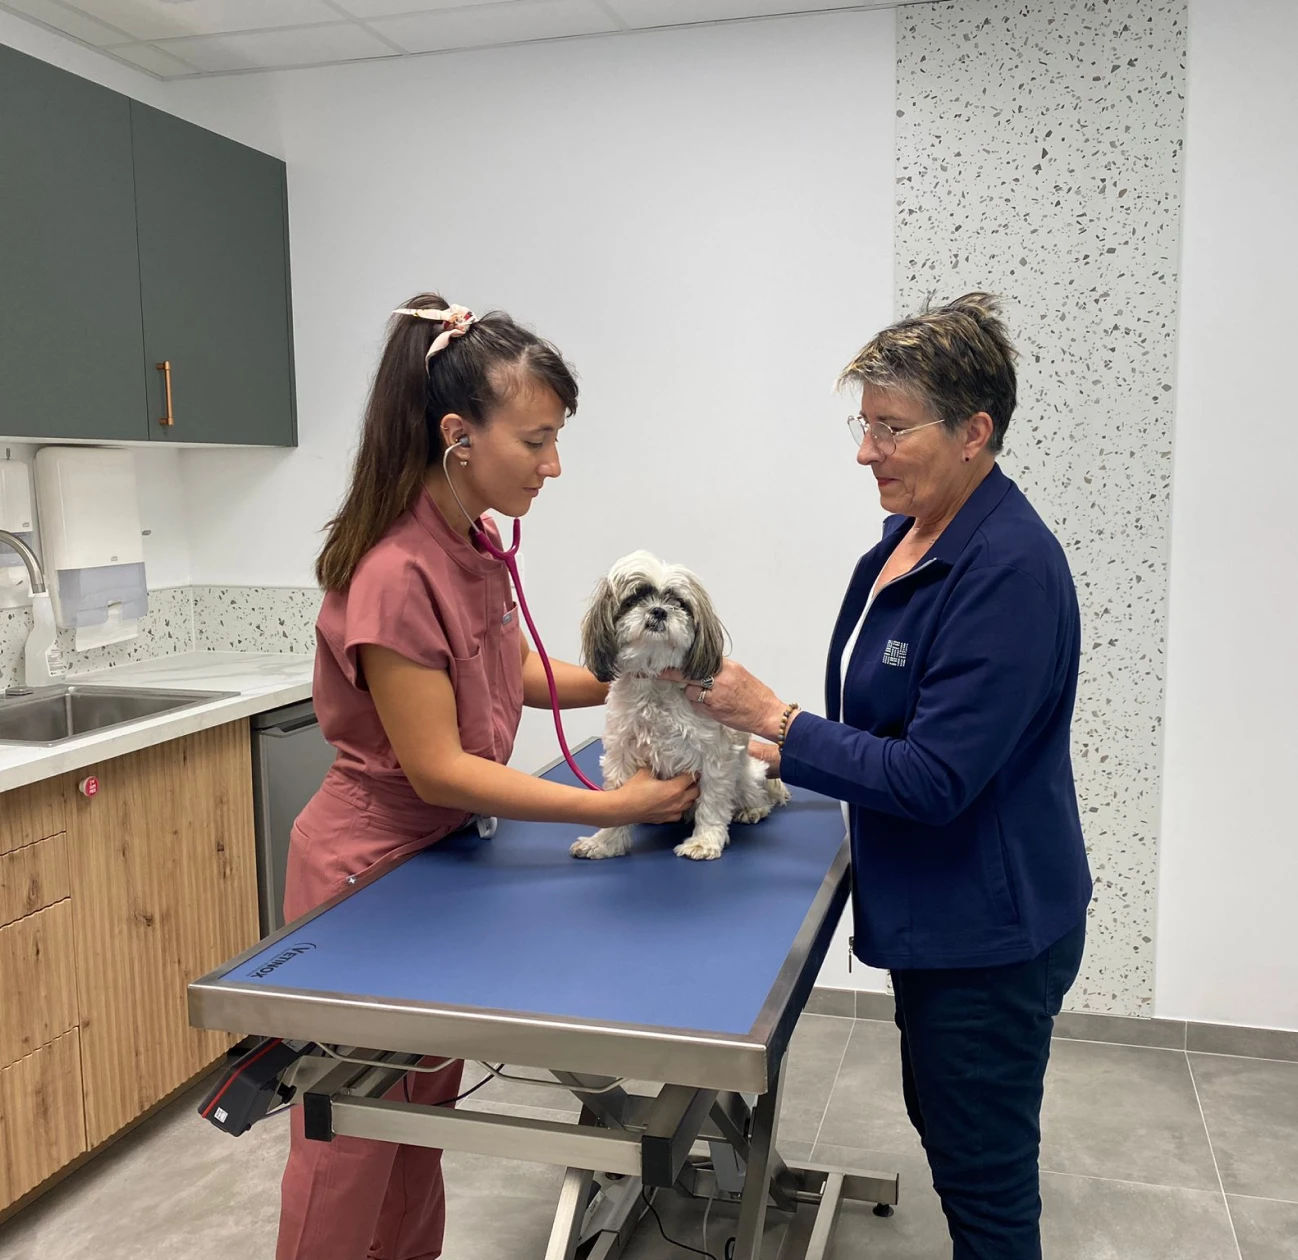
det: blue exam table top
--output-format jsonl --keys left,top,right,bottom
{"left": 190, "top": 742, "right": 848, "bottom": 1093}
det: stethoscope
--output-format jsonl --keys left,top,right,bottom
{"left": 442, "top": 439, "right": 602, "bottom": 792}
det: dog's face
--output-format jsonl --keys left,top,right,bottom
{"left": 581, "top": 550, "right": 726, "bottom": 684}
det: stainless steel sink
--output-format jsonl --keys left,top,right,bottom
{"left": 0, "top": 684, "right": 238, "bottom": 746}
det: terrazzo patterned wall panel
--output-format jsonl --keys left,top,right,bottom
{"left": 895, "top": 0, "right": 1185, "bottom": 1015}
{"left": 192, "top": 585, "right": 320, "bottom": 655}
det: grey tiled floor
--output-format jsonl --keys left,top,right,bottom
{"left": 1, "top": 1014, "right": 1295, "bottom": 1259}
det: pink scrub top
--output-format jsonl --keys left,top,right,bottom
{"left": 297, "top": 489, "right": 525, "bottom": 890}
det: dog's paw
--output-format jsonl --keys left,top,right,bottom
{"left": 674, "top": 837, "right": 725, "bottom": 861}
{"left": 767, "top": 779, "right": 792, "bottom": 807}
{"left": 570, "top": 832, "right": 629, "bottom": 860}
{"left": 734, "top": 802, "right": 772, "bottom": 825}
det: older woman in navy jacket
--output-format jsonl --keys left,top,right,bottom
{"left": 667, "top": 293, "right": 1093, "bottom": 1260}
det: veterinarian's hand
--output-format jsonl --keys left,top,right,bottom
{"left": 659, "top": 659, "right": 789, "bottom": 740}
{"left": 748, "top": 738, "right": 782, "bottom": 778}
{"left": 609, "top": 767, "right": 700, "bottom": 826}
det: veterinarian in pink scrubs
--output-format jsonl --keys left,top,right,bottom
{"left": 276, "top": 293, "right": 698, "bottom": 1260}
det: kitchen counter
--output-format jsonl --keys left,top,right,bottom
{"left": 0, "top": 652, "right": 314, "bottom": 794}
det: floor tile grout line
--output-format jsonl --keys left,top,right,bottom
{"left": 1186, "top": 1048, "right": 1298, "bottom": 1068}
{"left": 1224, "top": 1191, "right": 1298, "bottom": 1207}
{"left": 1057, "top": 1036, "right": 1297, "bottom": 1066}
{"left": 808, "top": 1020, "right": 856, "bottom": 1154}
{"left": 1052, "top": 1035, "right": 1189, "bottom": 1053}
{"left": 1186, "top": 1049, "right": 1245, "bottom": 1260}
{"left": 849, "top": 1015, "right": 1297, "bottom": 1065}
{"left": 1037, "top": 1164, "right": 1234, "bottom": 1196}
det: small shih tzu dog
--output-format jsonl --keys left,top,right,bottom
{"left": 572, "top": 550, "right": 790, "bottom": 861}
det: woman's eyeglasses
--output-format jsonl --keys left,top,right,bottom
{"left": 846, "top": 414, "right": 946, "bottom": 456}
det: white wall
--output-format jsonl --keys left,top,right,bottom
{"left": 168, "top": 11, "right": 898, "bottom": 769}
{"left": 1155, "top": 0, "right": 1298, "bottom": 1031}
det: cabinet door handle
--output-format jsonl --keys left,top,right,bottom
{"left": 156, "top": 360, "right": 175, "bottom": 427}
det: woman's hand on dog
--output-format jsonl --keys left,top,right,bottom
{"left": 609, "top": 767, "right": 700, "bottom": 825}
{"left": 659, "top": 659, "right": 789, "bottom": 741}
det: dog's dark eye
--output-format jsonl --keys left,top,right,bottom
{"left": 663, "top": 590, "right": 692, "bottom": 617}
{"left": 618, "top": 583, "right": 655, "bottom": 613}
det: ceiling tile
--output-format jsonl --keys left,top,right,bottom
{"left": 0, "top": 0, "right": 131, "bottom": 45}
{"left": 161, "top": 20, "right": 397, "bottom": 71}
{"left": 605, "top": 0, "right": 865, "bottom": 28}
{"left": 106, "top": 39, "right": 200, "bottom": 75}
{"left": 330, "top": 0, "right": 501, "bottom": 19}
{"left": 371, "top": 0, "right": 619, "bottom": 54}
{"left": 62, "top": 0, "right": 342, "bottom": 41}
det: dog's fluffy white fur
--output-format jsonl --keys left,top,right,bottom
{"left": 572, "top": 550, "right": 790, "bottom": 861}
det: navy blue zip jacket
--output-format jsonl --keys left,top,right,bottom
{"left": 780, "top": 464, "right": 1092, "bottom": 970}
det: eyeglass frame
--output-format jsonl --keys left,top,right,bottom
{"left": 846, "top": 412, "right": 948, "bottom": 454}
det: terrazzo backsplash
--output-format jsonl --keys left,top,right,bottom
{"left": 191, "top": 585, "right": 319, "bottom": 655}
{"left": 895, "top": 0, "right": 1185, "bottom": 1015}
{"left": 0, "top": 584, "right": 320, "bottom": 689}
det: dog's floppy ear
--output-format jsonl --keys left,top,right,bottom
{"left": 580, "top": 576, "right": 621, "bottom": 683}
{"left": 681, "top": 578, "right": 726, "bottom": 682}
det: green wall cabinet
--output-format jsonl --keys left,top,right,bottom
{"left": 132, "top": 103, "right": 296, "bottom": 446}
{"left": 0, "top": 45, "right": 297, "bottom": 447}
{"left": 0, "top": 46, "right": 150, "bottom": 442}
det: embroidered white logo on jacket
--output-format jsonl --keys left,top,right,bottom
{"left": 882, "top": 640, "right": 908, "bottom": 667}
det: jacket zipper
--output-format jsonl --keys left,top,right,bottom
{"left": 875, "top": 555, "right": 940, "bottom": 595}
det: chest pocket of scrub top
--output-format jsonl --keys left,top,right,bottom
{"left": 451, "top": 647, "right": 495, "bottom": 759}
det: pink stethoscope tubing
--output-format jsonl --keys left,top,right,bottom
{"left": 469, "top": 514, "right": 602, "bottom": 791}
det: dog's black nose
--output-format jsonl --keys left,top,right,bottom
{"left": 648, "top": 606, "right": 667, "bottom": 623}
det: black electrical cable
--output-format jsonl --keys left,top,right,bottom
{"left": 440, "top": 1065, "right": 504, "bottom": 1107}
{"left": 401, "top": 1063, "right": 504, "bottom": 1106}
{"left": 639, "top": 1189, "right": 719, "bottom": 1260}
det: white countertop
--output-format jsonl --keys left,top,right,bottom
{"left": 0, "top": 652, "right": 314, "bottom": 794}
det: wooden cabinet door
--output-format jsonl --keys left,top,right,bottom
{"left": 0, "top": 900, "right": 77, "bottom": 1066}
{"left": 0, "top": 774, "right": 68, "bottom": 860}
{"left": 0, "top": 833, "right": 71, "bottom": 929}
{"left": 0, "top": 45, "right": 150, "bottom": 442}
{"left": 0, "top": 1029, "right": 86, "bottom": 1209}
{"left": 130, "top": 102, "right": 297, "bottom": 447}
{"left": 70, "top": 722, "right": 259, "bottom": 1146}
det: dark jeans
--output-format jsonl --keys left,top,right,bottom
{"left": 891, "top": 921, "right": 1086, "bottom": 1260}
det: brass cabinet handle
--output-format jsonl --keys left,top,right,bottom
{"left": 156, "top": 360, "right": 174, "bottom": 427}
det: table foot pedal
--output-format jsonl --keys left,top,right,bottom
{"left": 198, "top": 1037, "right": 310, "bottom": 1136}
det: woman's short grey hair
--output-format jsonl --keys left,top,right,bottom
{"left": 839, "top": 292, "right": 1019, "bottom": 454}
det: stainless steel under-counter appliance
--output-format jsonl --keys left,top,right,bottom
{"left": 251, "top": 700, "right": 335, "bottom": 936}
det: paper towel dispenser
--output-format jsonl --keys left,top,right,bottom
{"left": 33, "top": 447, "right": 149, "bottom": 637}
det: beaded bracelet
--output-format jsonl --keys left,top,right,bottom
{"left": 776, "top": 703, "right": 800, "bottom": 749}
